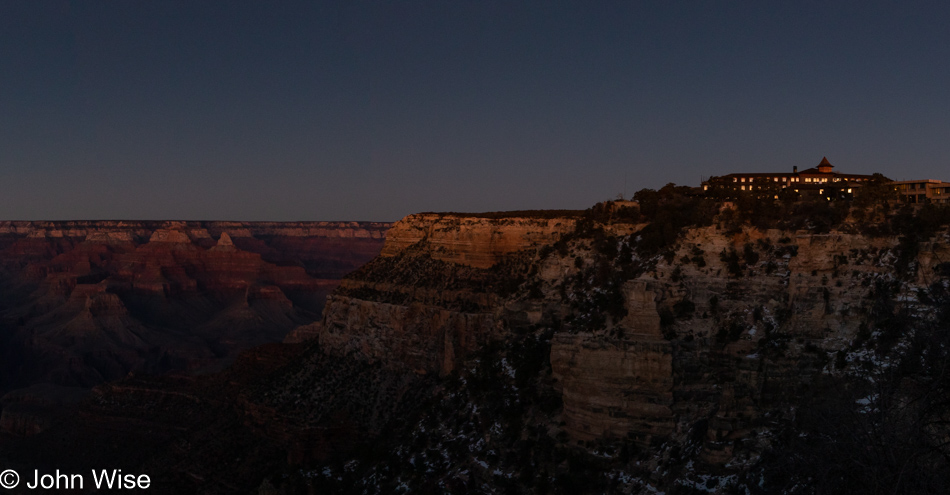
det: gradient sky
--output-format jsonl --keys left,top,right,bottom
{"left": 1, "top": 1, "right": 948, "bottom": 221}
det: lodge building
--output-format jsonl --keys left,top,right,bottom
{"left": 892, "top": 179, "right": 950, "bottom": 204}
{"left": 702, "top": 157, "right": 879, "bottom": 199}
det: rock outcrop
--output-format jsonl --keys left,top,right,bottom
{"left": 314, "top": 204, "right": 950, "bottom": 483}
{"left": 320, "top": 212, "right": 579, "bottom": 374}
{"left": 379, "top": 213, "right": 576, "bottom": 268}
{"left": 550, "top": 281, "right": 674, "bottom": 447}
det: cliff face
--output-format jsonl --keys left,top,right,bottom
{"left": 321, "top": 213, "right": 578, "bottom": 374}
{"left": 550, "top": 281, "right": 674, "bottom": 447}
{"left": 308, "top": 203, "right": 950, "bottom": 492}
{"left": 545, "top": 226, "right": 928, "bottom": 454}
{"left": 379, "top": 213, "right": 577, "bottom": 268}
{"left": 0, "top": 220, "right": 389, "bottom": 395}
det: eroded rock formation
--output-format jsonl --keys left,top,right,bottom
{"left": 379, "top": 213, "right": 577, "bottom": 268}
{"left": 310, "top": 205, "right": 950, "bottom": 490}
{"left": 0, "top": 220, "right": 390, "bottom": 394}
{"left": 6, "top": 203, "right": 950, "bottom": 494}
{"left": 321, "top": 213, "right": 578, "bottom": 374}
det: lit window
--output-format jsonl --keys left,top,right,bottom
{"left": 741, "top": 177, "right": 746, "bottom": 182}
{"left": 741, "top": 185, "right": 746, "bottom": 190}
{"left": 805, "top": 178, "right": 811, "bottom": 182}
{"left": 774, "top": 177, "right": 779, "bottom": 182}
{"left": 847, "top": 188, "right": 852, "bottom": 193}
{"left": 733, "top": 178, "right": 737, "bottom": 182}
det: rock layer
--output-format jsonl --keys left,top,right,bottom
{"left": 379, "top": 213, "right": 576, "bottom": 268}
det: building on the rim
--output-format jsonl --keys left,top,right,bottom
{"left": 892, "top": 179, "right": 950, "bottom": 204}
{"left": 701, "top": 157, "right": 881, "bottom": 200}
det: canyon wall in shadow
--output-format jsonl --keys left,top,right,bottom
{"left": 0, "top": 220, "right": 389, "bottom": 395}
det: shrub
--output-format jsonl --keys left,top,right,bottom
{"left": 659, "top": 307, "right": 675, "bottom": 328}
{"left": 720, "top": 248, "right": 743, "bottom": 277}
{"left": 743, "top": 243, "right": 760, "bottom": 265}
{"left": 631, "top": 184, "right": 718, "bottom": 255}
{"left": 673, "top": 299, "right": 696, "bottom": 318}
{"left": 709, "top": 295, "right": 720, "bottom": 314}
{"left": 716, "top": 318, "right": 745, "bottom": 344}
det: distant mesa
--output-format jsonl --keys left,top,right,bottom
{"left": 218, "top": 231, "right": 234, "bottom": 246}
{"left": 84, "top": 231, "right": 134, "bottom": 243}
{"left": 210, "top": 232, "right": 237, "bottom": 251}
{"left": 188, "top": 229, "right": 213, "bottom": 240}
{"left": 148, "top": 229, "right": 192, "bottom": 243}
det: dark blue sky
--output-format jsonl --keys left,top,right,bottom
{"left": 2, "top": 1, "right": 948, "bottom": 221}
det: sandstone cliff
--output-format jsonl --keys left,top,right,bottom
{"left": 379, "top": 213, "right": 577, "bottom": 268}
{"left": 306, "top": 200, "right": 950, "bottom": 493}
{"left": 320, "top": 212, "right": 579, "bottom": 375}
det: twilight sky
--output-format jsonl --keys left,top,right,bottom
{"left": 1, "top": 1, "right": 948, "bottom": 221}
